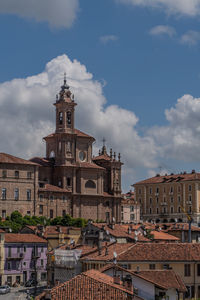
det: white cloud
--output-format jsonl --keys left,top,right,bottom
{"left": 149, "top": 25, "right": 176, "bottom": 37}
{"left": 180, "top": 30, "right": 200, "bottom": 46}
{"left": 148, "top": 94, "right": 200, "bottom": 162}
{"left": 99, "top": 35, "right": 119, "bottom": 44}
{"left": 0, "top": 54, "right": 158, "bottom": 190}
{"left": 115, "top": 0, "right": 200, "bottom": 17}
{"left": 0, "top": 0, "right": 79, "bottom": 28}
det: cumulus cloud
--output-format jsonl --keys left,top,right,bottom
{"left": 99, "top": 35, "right": 119, "bottom": 44}
{"left": 149, "top": 25, "right": 176, "bottom": 38}
{"left": 115, "top": 0, "right": 200, "bottom": 17}
{"left": 148, "top": 95, "right": 200, "bottom": 162}
{"left": 0, "top": 0, "right": 79, "bottom": 28}
{"left": 0, "top": 54, "right": 158, "bottom": 189}
{"left": 180, "top": 30, "right": 200, "bottom": 46}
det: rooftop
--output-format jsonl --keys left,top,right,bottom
{"left": 44, "top": 128, "right": 95, "bottom": 140}
{"left": 5, "top": 233, "right": 47, "bottom": 244}
{"left": 0, "top": 153, "right": 38, "bottom": 166}
{"left": 38, "top": 183, "right": 70, "bottom": 193}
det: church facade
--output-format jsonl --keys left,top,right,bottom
{"left": 0, "top": 77, "right": 123, "bottom": 222}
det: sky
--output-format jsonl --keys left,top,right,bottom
{"left": 1, "top": 0, "right": 200, "bottom": 191}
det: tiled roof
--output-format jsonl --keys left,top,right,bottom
{"left": 50, "top": 271, "right": 139, "bottom": 300}
{"left": 44, "top": 128, "right": 95, "bottom": 140}
{"left": 93, "top": 154, "right": 111, "bottom": 161}
{"left": 81, "top": 242, "right": 135, "bottom": 261}
{"left": 134, "top": 172, "right": 200, "bottom": 185}
{"left": 29, "top": 157, "right": 53, "bottom": 167}
{"left": 150, "top": 230, "right": 180, "bottom": 241}
{"left": 5, "top": 233, "right": 47, "bottom": 244}
{"left": 101, "top": 264, "right": 186, "bottom": 292}
{"left": 76, "top": 162, "right": 105, "bottom": 170}
{"left": 39, "top": 184, "right": 70, "bottom": 193}
{"left": 92, "top": 223, "right": 149, "bottom": 241}
{"left": 118, "top": 243, "right": 200, "bottom": 262}
{"left": 0, "top": 153, "right": 38, "bottom": 166}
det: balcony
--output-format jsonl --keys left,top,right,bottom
{"left": 7, "top": 253, "right": 24, "bottom": 260}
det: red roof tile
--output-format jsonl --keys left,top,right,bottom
{"left": 44, "top": 128, "right": 95, "bottom": 140}
{"left": 0, "top": 153, "right": 38, "bottom": 166}
{"left": 118, "top": 243, "right": 200, "bottom": 262}
{"left": 30, "top": 157, "right": 53, "bottom": 167}
{"left": 134, "top": 172, "right": 200, "bottom": 185}
{"left": 150, "top": 230, "right": 180, "bottom": 241}
{"left": 93, "top": 154, "right": 111, "bottom": 161}
{"left": 39, "top": 184, "right": 70, "bottom": 193}
{"left": 5, "top": 233, "right": 47, "bottom": 244}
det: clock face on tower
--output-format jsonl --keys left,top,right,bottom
{"left": 79, "top": 151, "right": 86, "bottom": 161}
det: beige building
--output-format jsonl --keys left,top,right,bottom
{"left": 0, "top": 76, "right": 123, "bottom": 222}
{"left": 134, "top": 171, "right": 200, "bottom": 225}
{"left": 121, "top": 191, "right": 140, "bottom": 223}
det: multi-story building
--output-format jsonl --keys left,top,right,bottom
{"left": 0, "top": 76, "right": 123, "bottom": 222}
{"left": 134, "top": 171, "right": 200, "bottom": 224}
{"left": 121, "top": 191, "right": 140, "bottom": 223}
{"left": 3, "top": 233, "right": 47, "bottom": 285}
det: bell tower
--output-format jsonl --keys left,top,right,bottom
{"left": 54, "top": 73, "right": 77, "bottom": 134}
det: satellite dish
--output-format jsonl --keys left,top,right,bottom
{"left": 113, "top": 251, "right": 117, "bottom": 258}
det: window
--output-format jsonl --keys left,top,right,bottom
{"left": 130, "top": 214, "right": 134, "bottom": 221}
{"left": 170, "top": 197, "right": 173, "bottom": 203}
{"left": 27, "top": 172, "right": 32, "bottom": 179}
{"left": 41, "top": 247, "right": 44, "bottom": 253}
{"left": 2, "top": 170, "right": 7, "bottom": 178}
{"left": 50, "top": 209, "right": 54, "bottom": 219}
{"left": 41, "top": 273, "right": 46, "bottom": 281}
{"left": 149, "top": 207, "right": 152, "bottom": 214}
{"left": 50, "top": 195, "right": 54, "bottom": 202}
{"left": 121, "top": 206, "right": 123, "bottom": 212}
{"left": 27, "top": 211, "right": 31, "bottom": 216}
{"left": 197, "top": 264, "right": 200, "bottom": 276}
{"left": 189, "top": 185, "right": 192, "bottom": 192}
{"left": 39, "top": 205, "right": 43, "bottom": 215}
{"left": 67, "top": 111, "right": 71, "bottom": 125}
{"left": 138, "top": 189, "right": 141, "bottom": 195}
{"left": 149, "top": 264, "right": 155, "bottom": 270}
{"left": 164, "top": 207, "right": 166, "bottom": 213}
{"left": 105, "top": 212, "right": 110, "bottom": 222}
{"left": 130, "top": 206, "right": 134, "bottom": 212}
{"left": 178, "top": 206, "right": 181, "bottom": 213}
{"left": 184, "top": 264, "right": 191, "bottom": 277}
{"left": 7, "top": 262, "right": 11, "bottom": 270}
{"left": 2, "top": 188, "right": 6, "bottom": 200}
{"left": 41, "top": 259, "right": 44, "bottom": 267}
{"left": 189, "top": 206, "right": 192, "bottom": 213}
{"left": 17, "top": 246, "right": 20, "bottom": 253}
{"left": 121, "top": 213, "right": 124, "bottom": 220}
{"left": 149, "top": 187, "right": 152, "bottom": 194}
{"left": 178, "top": 185, "right": 181, "bottom": 193}
{"left": 149, "top": 198, "right": 152, "bottom": 204}
{"left": 170, "top": 186, "right": 173, "bottom": 193}
{"left": 67, "top": 177, "right": 71, "bottom": 186}
{"left": 163, "top": 264, "right": 170, "bottom": 270}
{"left": 163, "top": 197, "right": 166, "bottom": 203}
{"left": 39, "top": 195, "right": 43, "bottom": 202}
{"left": 62, "top": 210, "right": 66, "bottom": 217}
{"left": 15, "top": 171, "right": 19, "bottom": 179}
{"left": 27, "top": 189, "right": 31, "bottom": 201}
{"left": 24, "top": 246, "right": 26, "bottom": 252}
{"left": 163, "top": 187, "right": 166, "bottom": 193}
{"left": 189, "top": 195, "right": 192, "bottom": 202}
{"left": 14, "top": 188, "right": 19, "bottom": 200}
{"left": 178, "top": 196, "right": 181, "bottom": 203}
{"left": 85, "top": 180, "right": 96, "bottom": 189}
{"left": 8, "top": 246, "right": 11, "bottom": 257}
{"left": 171, "top": 206, "right": 174, "bottom": 213}
{"left": 2, "top": 210, "right": 6, "bottom": 218}
{"left": 156, "top": 207, "right": 159, "bottom": 214}
{"left": 63, "top": 196, "right": 67, "bottom": 202}
{"left": 59, "top": 112, "right": 63, "bottom": 124}
{"left": 156, "top": 197, "right": 159, "bottom": 204}
{"left": 156, "top": 187, "right": 159, "bottom": 194}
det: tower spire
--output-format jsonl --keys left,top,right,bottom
{"left": 61, "top": 72, "right": 69, "bottom": 91}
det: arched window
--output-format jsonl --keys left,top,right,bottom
{"left": 67, "top": 111, "right": 71, "bottom": 125}
{"left": 59, "top": 112, "right": 63, "bottom": 125}
{"left": 85, "top": 180, "right": 96, "bottom": 189}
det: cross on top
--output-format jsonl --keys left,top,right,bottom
{"left": 102, "top": 137, "right": 106, "bottom": 147}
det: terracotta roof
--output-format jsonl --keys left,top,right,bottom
{"left": 134, "top": 172, "right": 200, "bottom": 185}
{"left": 5, "top": 233, "right": 47, "bottom": 244}
{"left": 44, "top": 128, "right": 95, "bottom": 140}
{"left": 101, "top": 264, "right": 186, "bottom": 292}
{"left": 76, "top": 162, "right": 105, "bottom": 170}
{"left": 93, "top": 154, "right": 111, "bottom": 161}
{"left": 0, "top": 153, "right": 38, "bottom": 166}
{"left": 118, "top": 243, "right": 200, "bottom": 262}
{"left": 30, "top": 157, "right": 53, "bottom": 167}
{"left": 39, "top": 183, "right": 70, "bottom": 193}
{"left": 150, "top": 230, "right": 180, "bottom": 241}
{"left": 81, "top": 242, "right": 135, "bottom": 261}
{"left": 92, "top": 223, "right": 149, "bottom": 241}
{"left": 50, "top": 271, "right": 139, "bottom": 300}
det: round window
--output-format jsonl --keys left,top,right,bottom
{"left": 79, "top": 151, "right": 86, "bottom": 161}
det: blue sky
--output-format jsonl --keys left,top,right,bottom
{"left": 1, "top": 0, "right": 200, "bottom": 190}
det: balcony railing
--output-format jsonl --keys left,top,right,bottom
{"left": 7, "top": 253, "right": 24, "bottom": 260}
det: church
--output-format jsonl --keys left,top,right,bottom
{"left": 0, "top": 76, "right": 123, "bottom": 222}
